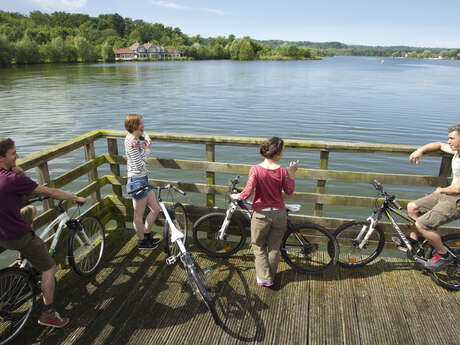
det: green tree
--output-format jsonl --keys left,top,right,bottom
{"left": 229, "top": 38, "right": 242, "bottom": 60}
{"left": 197, "top": 44, "right": 210, "bottom": 59}
{"left": 24, "top": 26, "right": 50, "bottom": 44}
{"left": 101, "top": 41, "right": 115, "bottom": 62}
{"left": 160, "top": 34, "right": 171, "bottom": 47}
{"left": 29, "top": 11, "right": 50, "bottom": 26}
{"left": 0, "top": 34, "right": 13, "bottom": 66}
{"left": 212, "top": 43, "right": 225, "bottom": 59}
{"left": 48, "top": 36, "right": 67, "bottom": 62}
{"left": 74, "top": 36, "right": 96, "bottom": 62}
{"left": 238, "top": 39, "right": 255, "bottom": 60}
{"left": 15, "top": 36, "right": 40, "bottom": 64}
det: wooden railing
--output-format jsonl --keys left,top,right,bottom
{"left": 10, "top": 129, "right": 455, "bottom": 263}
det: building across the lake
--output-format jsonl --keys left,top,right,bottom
{"left": 114, "top": 42, "right": 181, "bottom": 60}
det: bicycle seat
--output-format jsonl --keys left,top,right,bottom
{"left": 285, "top": 204, "right": 301, "bottom": 213}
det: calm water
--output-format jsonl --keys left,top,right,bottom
{"left": 1, "top": 56, "right": 460, "bottom": 216}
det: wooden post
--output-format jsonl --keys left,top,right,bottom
{"left": 439, "top": 155, "right": 452, "bottom": 186}
{"left": 35, "top": 162, "right": 54, "bottom": 211}
{"left": 84, "top": 142, "right": 101, "bottom": 205}
{"left": 107, "top": 138, "right": 123, "bottom": 198}
{"left": 206, "top": 143, "right": 215, "bottom": 208}
{"left": 314, "top": 151, "right": 329, "bottom": 217}
{"left": 107, "top": 138, "right": 124, "bottom": 228}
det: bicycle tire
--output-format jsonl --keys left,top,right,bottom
{"left": 187, "top": 259, "right": 221, "bottom": 325}
{"left": 68, "top": 215, "right": 105, "bottom": 276}
{"left": 0, "top": 267, "right": 36, "bottom": 345}
{"left": 334, "top": 220, "right": 385, "bottom": 268}
{"left": 424, "top": 233, "right": 460, "bottom": 291}
{"left": 164, "top": 203, "right": 188, "bottom": 257}
{"left": 192, "top": 212, "right": 246, "bottom": 258}
{"left": 281, "top": 222, "right": 338, "bottom": 274}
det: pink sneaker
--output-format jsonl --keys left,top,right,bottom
{"left": 256, "top": 277, "right": 274, "bottom": 287}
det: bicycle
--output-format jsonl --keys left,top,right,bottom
{"left": 334, "top": 180, "right": 460, "bottom": 290}
{"left": 128, "top": 183, "right": 221, "bottom": 325}
{"left": 192, "top": 176, "right": 339, "bottom": 274}
{"left": 0, "top": 196, "right": 105, "bottom": 345}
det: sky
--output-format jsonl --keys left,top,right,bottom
{"left": 1, "top": 0, "right": 460, "bottom": 48}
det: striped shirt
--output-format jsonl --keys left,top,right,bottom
{"left": 124, "top": 134, "right": 150, "bottom": 178}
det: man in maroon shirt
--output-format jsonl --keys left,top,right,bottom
{"left": 0, "top": 138, "right": 86, "bottom": 328}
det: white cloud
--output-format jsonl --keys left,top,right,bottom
{"left": 200, "top": 8, "right": 225, "bottom": 15}
{"left": 151, "top": 1, "right": 226, "bottom": 15}
{"left": 31, "top": 0, "right": 87, "bottom": 11}
{"left": 151, "top": 1, "right": 188, "bottom": 10}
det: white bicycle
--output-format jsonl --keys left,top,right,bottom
{"left": 128, "top": 184, "right": 221, "bottom": 325}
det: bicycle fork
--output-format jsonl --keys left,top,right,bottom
{"left": 218, "top": 203, "right": 237, "bottom": 240}
{"left": 354, "top": 215, "right": 378, "bottom": 249}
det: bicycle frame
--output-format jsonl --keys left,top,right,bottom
{"left": 218, "top": 200, "right": 251, "bottom": 240}
{"left": 159, "top": 200, "right": 187, "bottom": 259}
{"left": 354, "top": 198, "right": 428, "bottom": 263}
{"left": 19, "top": 212, "right": 70, "bottom": 269}
{"left": 19, "top": 208, "right": 92, "bottom": 269}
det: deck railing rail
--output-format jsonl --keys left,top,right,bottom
{"left": 8, "top": 129, "right": 455, "bottom": 262}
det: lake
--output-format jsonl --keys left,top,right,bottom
{"left": 1, "top": 56, "right": 460, "bottom": 216}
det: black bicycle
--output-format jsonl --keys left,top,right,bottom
{"left": 334, "top": 180, "right": 460, "bottom": 290}
{"left": 0, "top": 197, "right": 105, "bottom": 345}
{"left": 192, "top": 176, "right": 339, "bottom": 274}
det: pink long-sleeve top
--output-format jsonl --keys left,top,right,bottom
{"left": 239, "top": 164, "right": 295, "bottom": 211}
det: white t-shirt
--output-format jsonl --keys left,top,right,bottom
{"left": 451, "top": 152, "right": 460, "bottom": 185}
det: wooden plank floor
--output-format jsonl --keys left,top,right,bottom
{"left": 10, "top": 229, "right": 460, "bottom": 345}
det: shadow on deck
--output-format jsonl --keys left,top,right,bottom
{"left": 11, "top": 228, "right": 460, "bottom": 345}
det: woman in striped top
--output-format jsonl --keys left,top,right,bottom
{"left": 124, "top": 114, "right": 161, "bottom": 250}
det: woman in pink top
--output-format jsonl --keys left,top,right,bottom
{"left": 231, "top": 137, "right": 299, "bottom": 287}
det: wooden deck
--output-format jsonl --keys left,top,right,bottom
{"left": 11, "top": 229, "right": 460, "bottom": 345}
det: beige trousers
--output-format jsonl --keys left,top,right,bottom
{"left": 251, "top": 209, "right": 287, "bottom": 283}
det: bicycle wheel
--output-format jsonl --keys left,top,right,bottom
{"left": 281, "top": 222, "right": 338, "bottom": 274}
{"left": 164, "top": 203, "right": 188, "bottom": 257}
{"left": 68, "top": 215, "right": 105, "bottom": 276}
{"left": 0, "top": 268, "right": 36, "bottom": 345}
{"left": 186, "top": 256, "right": 221, "bottom": 325}
{"left": 424, "top": 233, "right": 460, "bottom": 291}
{"left": 334, "top": 220, "right": 385, "bottom": 267}
{"left": 192, "top": 213, "right": 246, "bottom": 258}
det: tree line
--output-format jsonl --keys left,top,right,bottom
{"left": 1, "top": 10, "right": 458, "bottom": 67}
{"left": 0, "top": 10, "right": 320, "bottom": 66}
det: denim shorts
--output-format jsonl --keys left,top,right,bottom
{"left": 126, "top": 176, "right": 152, "bottom": 200}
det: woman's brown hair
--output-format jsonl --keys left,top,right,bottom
{"left": 124, "top": 114, "right": 143, "bottom": 133}
{"left": 259, "top": 137, "right": 284, "bottom": 159}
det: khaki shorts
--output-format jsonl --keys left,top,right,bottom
{"left": 0, "top": 205, "right": 55, "bottom": 271}
{"left": 414, "top": 191, "right": 460, "bottom": 230}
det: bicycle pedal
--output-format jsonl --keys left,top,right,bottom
{"left": 397, "top": 246, "right": 408, "bottom": 253}
{"left": 166, "top": 256, "right": 177, "bottom": 265}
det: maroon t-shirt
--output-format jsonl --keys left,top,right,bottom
{"left": 239, "top": 165, "right": 295, "bottom": 211}
{"left": 0, "top": 168, "right": 38, "bottom": 240}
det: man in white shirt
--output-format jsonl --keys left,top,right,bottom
{"left": 396, "top": 124, "right": 460, "bottom": 271}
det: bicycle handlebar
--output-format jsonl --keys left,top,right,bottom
{"left": 28, "top": 196, "right": 50, "bottom": 203}
{"left": 128, "top": 184, "right": 186, "bottom": 196}
{"left": 371, "top": 180, "right": 403, "bottom": 210}
{"left": 26, "top": 196, "right": 84, "bottom": 212}
{"left": 230, "top": 175, "right": 241, "bottom": 194}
